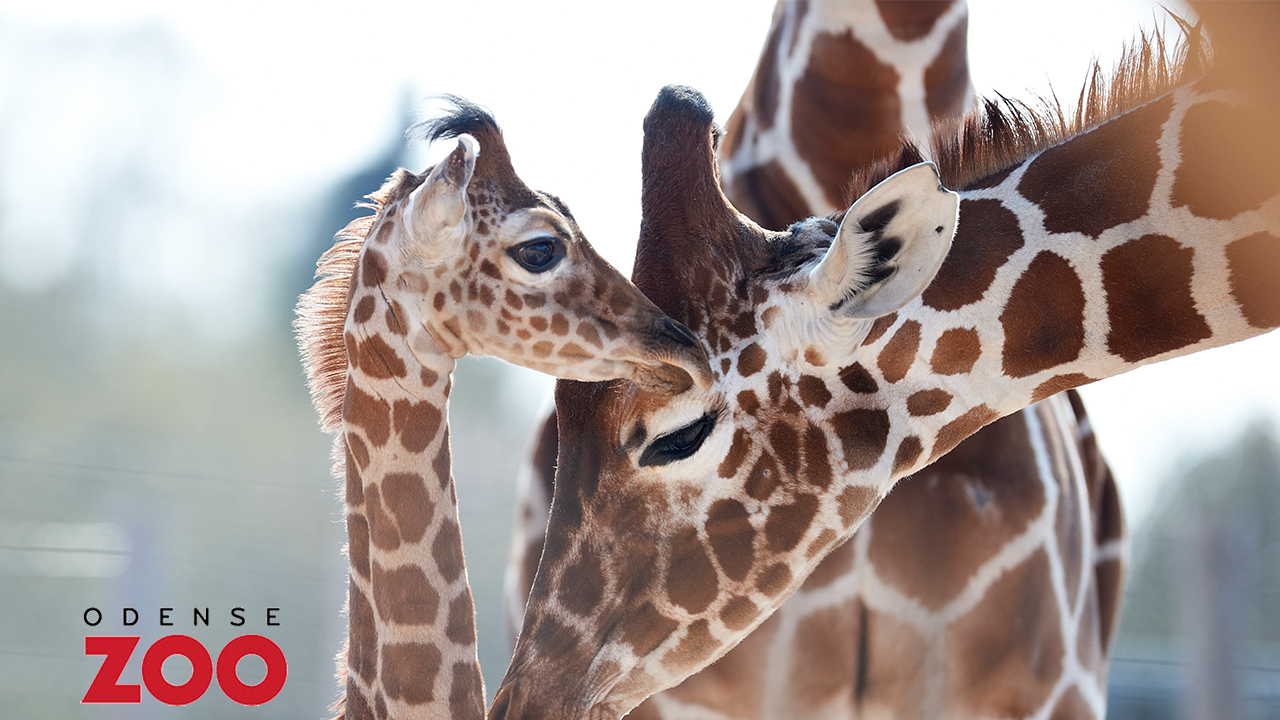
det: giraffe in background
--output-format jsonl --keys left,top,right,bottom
{"left": 505, "top": 2, "right": 1122, "bottom": 717}
{"left": 296, "top": 99, "right": 711, "bottom": 719}
{"left": 492, "top": 5, "right": 1280, "bottom": 718}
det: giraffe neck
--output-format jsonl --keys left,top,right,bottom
{"left": 721, "top": 0, "right": 972, "bottom": 228}
{"left": 843, "top": 81, "right": 1280, "bottom": 485}
{"left": 339, "top": 249, "right": 484, "bottom": 720}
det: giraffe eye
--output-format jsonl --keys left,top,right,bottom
{"left": 509, "top": 238, "right": 564, "bottom": 273}
{"left": 639, "top": 413, "right": 717, "bottom": 467}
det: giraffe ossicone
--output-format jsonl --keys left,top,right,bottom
{"left": 295, "top": 98, "right": 713, "bottom": 720}
{"left": 492, "top": 9, "right": 1280, "bottom": 717}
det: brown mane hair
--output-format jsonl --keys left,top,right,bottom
{"left": 294, "top": 96, "right": 503, "bottom": 457}
{"left": 294, "top": 169, "right": 423, "bottom": 437}
{"left": 842, "top": 20, "right": 1209, "bottom": 207}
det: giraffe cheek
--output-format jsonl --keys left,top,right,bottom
{"left": 665, "top": 529, "right": 718, "bottom": 614}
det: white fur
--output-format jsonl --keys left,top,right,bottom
{"left": 808, "top": 162, "right": 958, "bottom": 319}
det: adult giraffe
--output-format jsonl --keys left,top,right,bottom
{"left": 504, "top": 2, "right": 1122, "bottom": 717}
{"left": 491, "top": 6, "right": 1280, "bottom": 720}
{"left": 295, "top": 100, "right": 711, "bottom": 720}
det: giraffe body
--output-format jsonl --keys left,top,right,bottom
{"left": 296, "top": 100, "right": 711, "bottom": 720}
{"left": 492, "top": 9, "right": 1280, "bottom": 719}
{"left": 721, "top": 0, "right": 972, "bottom": 227}
{"left": 504, "top": 3, "right": 1122, "bottom": 717}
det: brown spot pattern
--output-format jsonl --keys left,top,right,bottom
{"left": 362, "top": 250, "right": 388, "bottom": 288}
{"left": 892, "top": 436, "right": 924, "bottom": 474}
{"left": 345, "top": 446, "right": 365, "bottom": 505}
{"left": 944, "top": 549, "right": 1063, "bottom": 718}
{"left": 787, "top": 601, "right": 858, "bottom": 712}
{"left": 924, "top": 13, "right": 969, "bottom": 121}
{"left": 719, "top": 596, "right": 759, "bottom": 631}
{"left": 1031, "top": 373, "right": 1095, "bottom": 403}
{"left": 737, "top": 343, "right": 767, "bottom": 377}
{"left": 393, "top": 400, "right": 442, "bottom": 454}
{"left": 873, "top": 415, "right": 1045, "bottom": 609}
{"left": 550, "top": 314, "right": 569, "bottom": 336}
{"left": 932, "top": 404, "right": 999, "bottom": 460}
{"left": 1000, "top": 251, "right": 1085, "bottom": 378}
{"left": 923, "top": 199, "right": 1023, "bottom": 311}
{"left": 745, "top": 452, "right": 780, "bottom": 501}
{"left": 931, "top": 327, "right": 981, "bottom": 375}
{"left": 755, "top": 562, "right": 792, "bottom": 596}
{"left": 372, "top": 562, "right": 437, "bottom": 626}
{"left": 381, "top": 472, "right": 433, "bottom": 543}
{"left": 380, "top": 642, "right": 442, "bottom": 704}
{"left": 1101, "top": 234, "right": 1210, "bottom": 362}
{"left": 805, "top": 538, "right": 853, "bottom": 590}
{"left": 666, "top": 529, "right": 718, "bottom": 614}
{"left": 664, "top": 620, "right": 716, "bottom": 672}
{"left": 432, "top": 519, "right": 465, "bottom": 583}
{"left": 1019, "top": 95, "right": 1171, "bottom": 238}
{"left": 875, "top": 0, "right": 951, "bottom": 41}
{"left": 831, "top": 409, "right": 891, "bottom": 470}
{"left": 907, "top": 388, "right": 952, "bottom": 416}
{"left": 449, "top": 662, "right": 484, "bottom": 720}
{"left": 793, "top": 30, "right": 902, "bottom": 207}
{"left": 706, "top": 499, "right": 755, "bottom": 582}
{"left": 619, "top": 602, "right": 679, "bottom": 656}
{"left": 345, "top": 380, "right": 391, "bottom": 447}
{"left": 765, "top": 494, "right": 819, "bottom": 552}
{"left": 862, "top": 312, "right": 897, "bottom": 345}
{"left": 718, "top": 429, "right": 752, "bottom": 478}
{"left": 560, "top": 547, "right": 605, "bottom": 617}
{"left": 348, "top": 581, "right": 378, "bottom": 683}
{"left": 348, "top": 513, "right": 370, "bottom": 578}
{"left": 1172, "top": 101, "right": 1280, "bottom": 219}
{"left": 365, "top": 485, "right": 401, "bottom": 551}
{"left": 432, "top": 434, "right": 452, "bottom": 489}
{"left": 877, "top": 320, "right": 921, "bottom": 382}
{"left": 797, "top": 375, "right": 832, "bottom": 407}
{"left": 838, "top": 362, "right": 879, "bottom": 393}
{"left": 802, "top": 424, "right": 833, "bottom": 489}
{"left": 446, "top": 591, "right": 477, "bottom": 645}
{"left": 576, "top": 323, "right": 604, "bottom": 349}
{"left": 729, "top": 161, "right": 812, "bottom": 229}
{"left": 770, "top": 422, "right": 801, "bottom": 476}
{"left": 836, "top": 485, "right": 877, "bottom": 526}
{"left": 357, "top": 335, "right": 408, "bottom": 380}
{"left": 353, "top": 295, "right": 375, "bottom": 324}
{"left": 1227, "top": 232, "right": 1280, "bottom": 328}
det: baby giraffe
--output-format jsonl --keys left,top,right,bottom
{"left": 295, "top": 99, "right": 712, "bottom": 720}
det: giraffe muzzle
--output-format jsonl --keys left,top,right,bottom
{"left": 637, "top": 317, "right": 713, "bottom": 394}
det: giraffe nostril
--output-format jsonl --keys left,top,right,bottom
{"left": 658, "top": 317, "right": 700, "bottom": 350}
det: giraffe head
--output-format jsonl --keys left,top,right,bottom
{"left": 347, "top": 98, "right": 713, "bottom": 395}
{"left": 490, "top": 86, "right": 958, "bottom": 720}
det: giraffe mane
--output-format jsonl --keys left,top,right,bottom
{"left": 408, "top": 93, "right": 501, "bottom": 144}
{"left": 294, "top": 169, "right": 424, "bottom": 439}
{"left": 841, "top": 20, "right": 1210, "bottom": 207}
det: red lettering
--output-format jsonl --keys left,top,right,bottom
{"left": 82, "top": 636, "right": 141, "bottom": 704}
{"left": 216, "top": 634, "right": 288, "bottom": 705}
{"left": 140, "top": 635, "right": 213, "bottom": 706}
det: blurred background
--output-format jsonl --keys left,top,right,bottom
{"left": 0, "top": 0, "right": 1276, "bottom": 718}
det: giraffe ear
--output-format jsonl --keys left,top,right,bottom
{"left": 404, "top": 134, "right": 478, "bottom": 262}
{"left": 809, "top": 162, "right": 958, "bottom": 319}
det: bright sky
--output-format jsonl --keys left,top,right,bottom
{"left": 1, "top": 0, "right": 1276, "bottom": 525}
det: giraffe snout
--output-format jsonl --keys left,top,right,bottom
{"left": 640, "top": 317, "right": 713, "bottom": 393}
{"left": 658, "top": 316, "right": 700, "bottom": 350}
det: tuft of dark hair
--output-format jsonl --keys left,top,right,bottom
{"left": 408, "top": 94, "right": 501, "bottom": 145}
